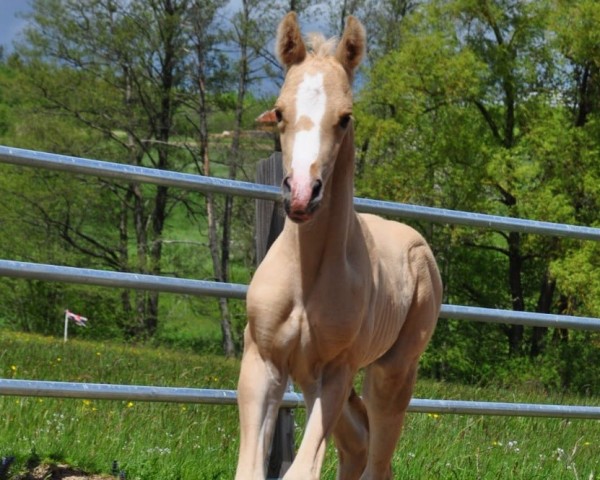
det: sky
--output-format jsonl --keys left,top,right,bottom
{"left": 0, "top": 1, "right": 325, "bottom": 95}
{"left": 0, "top": 0, "right": 30, "bottom": 55}
{"left": 0, "top": 0, "right": 326, "bottom": 56}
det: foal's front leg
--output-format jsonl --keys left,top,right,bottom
{"left": 235, "top": 329, "right": 288, "bottom": 480}
{"left": 283, "top": 362, "right": 354, "bottom": 480}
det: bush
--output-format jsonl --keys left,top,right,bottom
{"left": 421, "top": 320, "right": 600, "bottom": 396}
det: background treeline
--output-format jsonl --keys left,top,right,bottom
{"left": 0, "top": 0, "right": 599, "bottom": 394}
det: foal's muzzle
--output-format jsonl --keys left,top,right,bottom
{"left": 282, "top": 176, "right": 323, "bottom": 223}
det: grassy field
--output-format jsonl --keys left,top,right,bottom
{"left": 1, "top": 331, "right": 599, "bottom": 479}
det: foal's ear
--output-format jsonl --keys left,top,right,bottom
{"left": 276, "top": 12, "right": 307, "bottom": 69}
{"left": 335, "top": 16, "right": 366, "bottom": 78}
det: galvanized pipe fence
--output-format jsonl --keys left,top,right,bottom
{"left": 1, "top": 145, "right": 600, "bottom": 420}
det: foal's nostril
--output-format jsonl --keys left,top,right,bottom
{"left": 282, "top": 176, "right": 291, "bottom": 194}
{"left": 310, "top": 179, "right": 323, "bottom": 202}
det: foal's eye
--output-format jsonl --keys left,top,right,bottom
{"left": 274, "top": 108, "right": 283, "bottom": 124}
{"left": 339, "top": 114, "right": 352, "bottom": 129}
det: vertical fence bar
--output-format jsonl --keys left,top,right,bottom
{"left": 255, "top": 153, "right": 296, "bottom": 479}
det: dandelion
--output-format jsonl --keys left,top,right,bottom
{"left": 427, "top": 413, "right": 440, "bottom": 420}
{"left": 10, "top": 365, "right": 17, "bottom": 372}
{"left": 507, "top": 440, "right": 520, "bottom": 452}
{"left": 126, "top": 401, "right": 134, "bottom": 408}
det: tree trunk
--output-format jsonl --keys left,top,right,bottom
{"left": 195, "top": 27, "right": 236, "bottom": 357}
{"left": 223, "top": 0, "right": 250, "bottom": 288}
{"left": 506, "top": 231, "right": 524, "bottom": 355}
{"left": 119, "top": 190, "right": 133, "bottom": 330}
{"left": 206, "top": 186, "right": 236, "bottom": 357}
{"left": 530, "top": 270, "right": 556, "bottom": 357}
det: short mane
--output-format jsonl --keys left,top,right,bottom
{"left": 306, "top": 32, "right": 338, "bottom": 57}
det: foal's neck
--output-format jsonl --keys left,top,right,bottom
{"left": 289, "top": 128, "right": 358, "bottom": 272}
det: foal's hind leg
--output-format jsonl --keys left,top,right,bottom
{"left": 332, "top": 388, "right": 369, "bottom": 480}
{"left": 361, "top": 358, "right": 419, "bottom": 480}
{"left": 361, "top": 280, "right": 440, "bottom": 477}
{"left": 358, "top": 243, "right": 441, "bottom": 479}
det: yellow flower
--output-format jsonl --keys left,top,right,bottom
{"left": 83, "top": 399, "right": 92, "bottom": 407}
{"left": 10, "top": 365, "right": 17, "bottom": 372}
{"left": 126, "top": 401, "right": 134, "bottom": 408}
{"left": 427, "top": 413, "right": 440, "bottom": 420}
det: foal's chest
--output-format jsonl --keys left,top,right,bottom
{"left": 290, "top": 270, "right": 370, "bottom": 361}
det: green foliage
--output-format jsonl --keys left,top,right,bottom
{"left": 0, "top": 0, "right": 274, "bottom": 351}
{"left": 0, "top": 0, "right": 599, "bottom": 393}
{"left": 552, "top": 241, "right": 600, "bottom": 317}
{"left": 423, "top": 318, "right": 600, "bottom": 395}
{"left": 355, "top": 0, "right": 600, "bottom": 379}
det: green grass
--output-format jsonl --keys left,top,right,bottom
{"left": 1, "top": 331, "right": 599, "bottom": 479}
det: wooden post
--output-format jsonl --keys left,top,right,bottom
{"left": 255, "top": 152, "right": 295, "bottom": 479}
{"left": 255, "top": 153, "right": 285, "bottom": 266}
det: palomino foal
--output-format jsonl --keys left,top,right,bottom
{"left": 236, "top": 13, "right": 442, "bottom": 480}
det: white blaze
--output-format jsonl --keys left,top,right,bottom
{"left": 291, "top": 72, "right": 326, "bottom": 182}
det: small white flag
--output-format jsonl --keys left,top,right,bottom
{"left": 65, "top": 309, "right": 88, "bottom": 327}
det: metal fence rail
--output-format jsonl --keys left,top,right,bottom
{"left": 1, "top": 144, "right": 600, "bottom": 422}
{"left": 2, "top": 258, "right": 600, "bottom": 331}
{"left": 2, "top": 379, "right": 600, "bottom": 420}
{"left": 3, "top": 145, "right": 600, "bottom": 240}
{"left": 0, "top": 259, "right": 248, "bottom": 299}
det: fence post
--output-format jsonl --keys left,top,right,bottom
{"left": 255, "top": 153, "right": 295, "bottom": 479}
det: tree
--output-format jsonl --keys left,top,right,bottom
{"left": 16, "top": 0, "right": 208, "bottom": 338}
{"left": 4, "top": 0, "right": 291, "bottom": 352}
{"left": 545, "top": 0, "right": 600, "bottom": 345}
{"left": 185, "top": 0, "right": 237, "bottom": 356}
{"left": 355, "top": 0, "right": 600, "bottom": 367}
{"left": 201, "top": 0, "right": 316, "bottom": 355}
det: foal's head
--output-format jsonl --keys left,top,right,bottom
{"left": 275, "top": 13, "right": 366, "bottom": 223}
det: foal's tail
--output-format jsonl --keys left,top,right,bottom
{"left": 348, "top": 387, "right": 369, "bottom": 432}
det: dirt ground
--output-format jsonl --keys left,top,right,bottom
{"left": 13, "top": 463, "right": 116, "bottom": 480}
